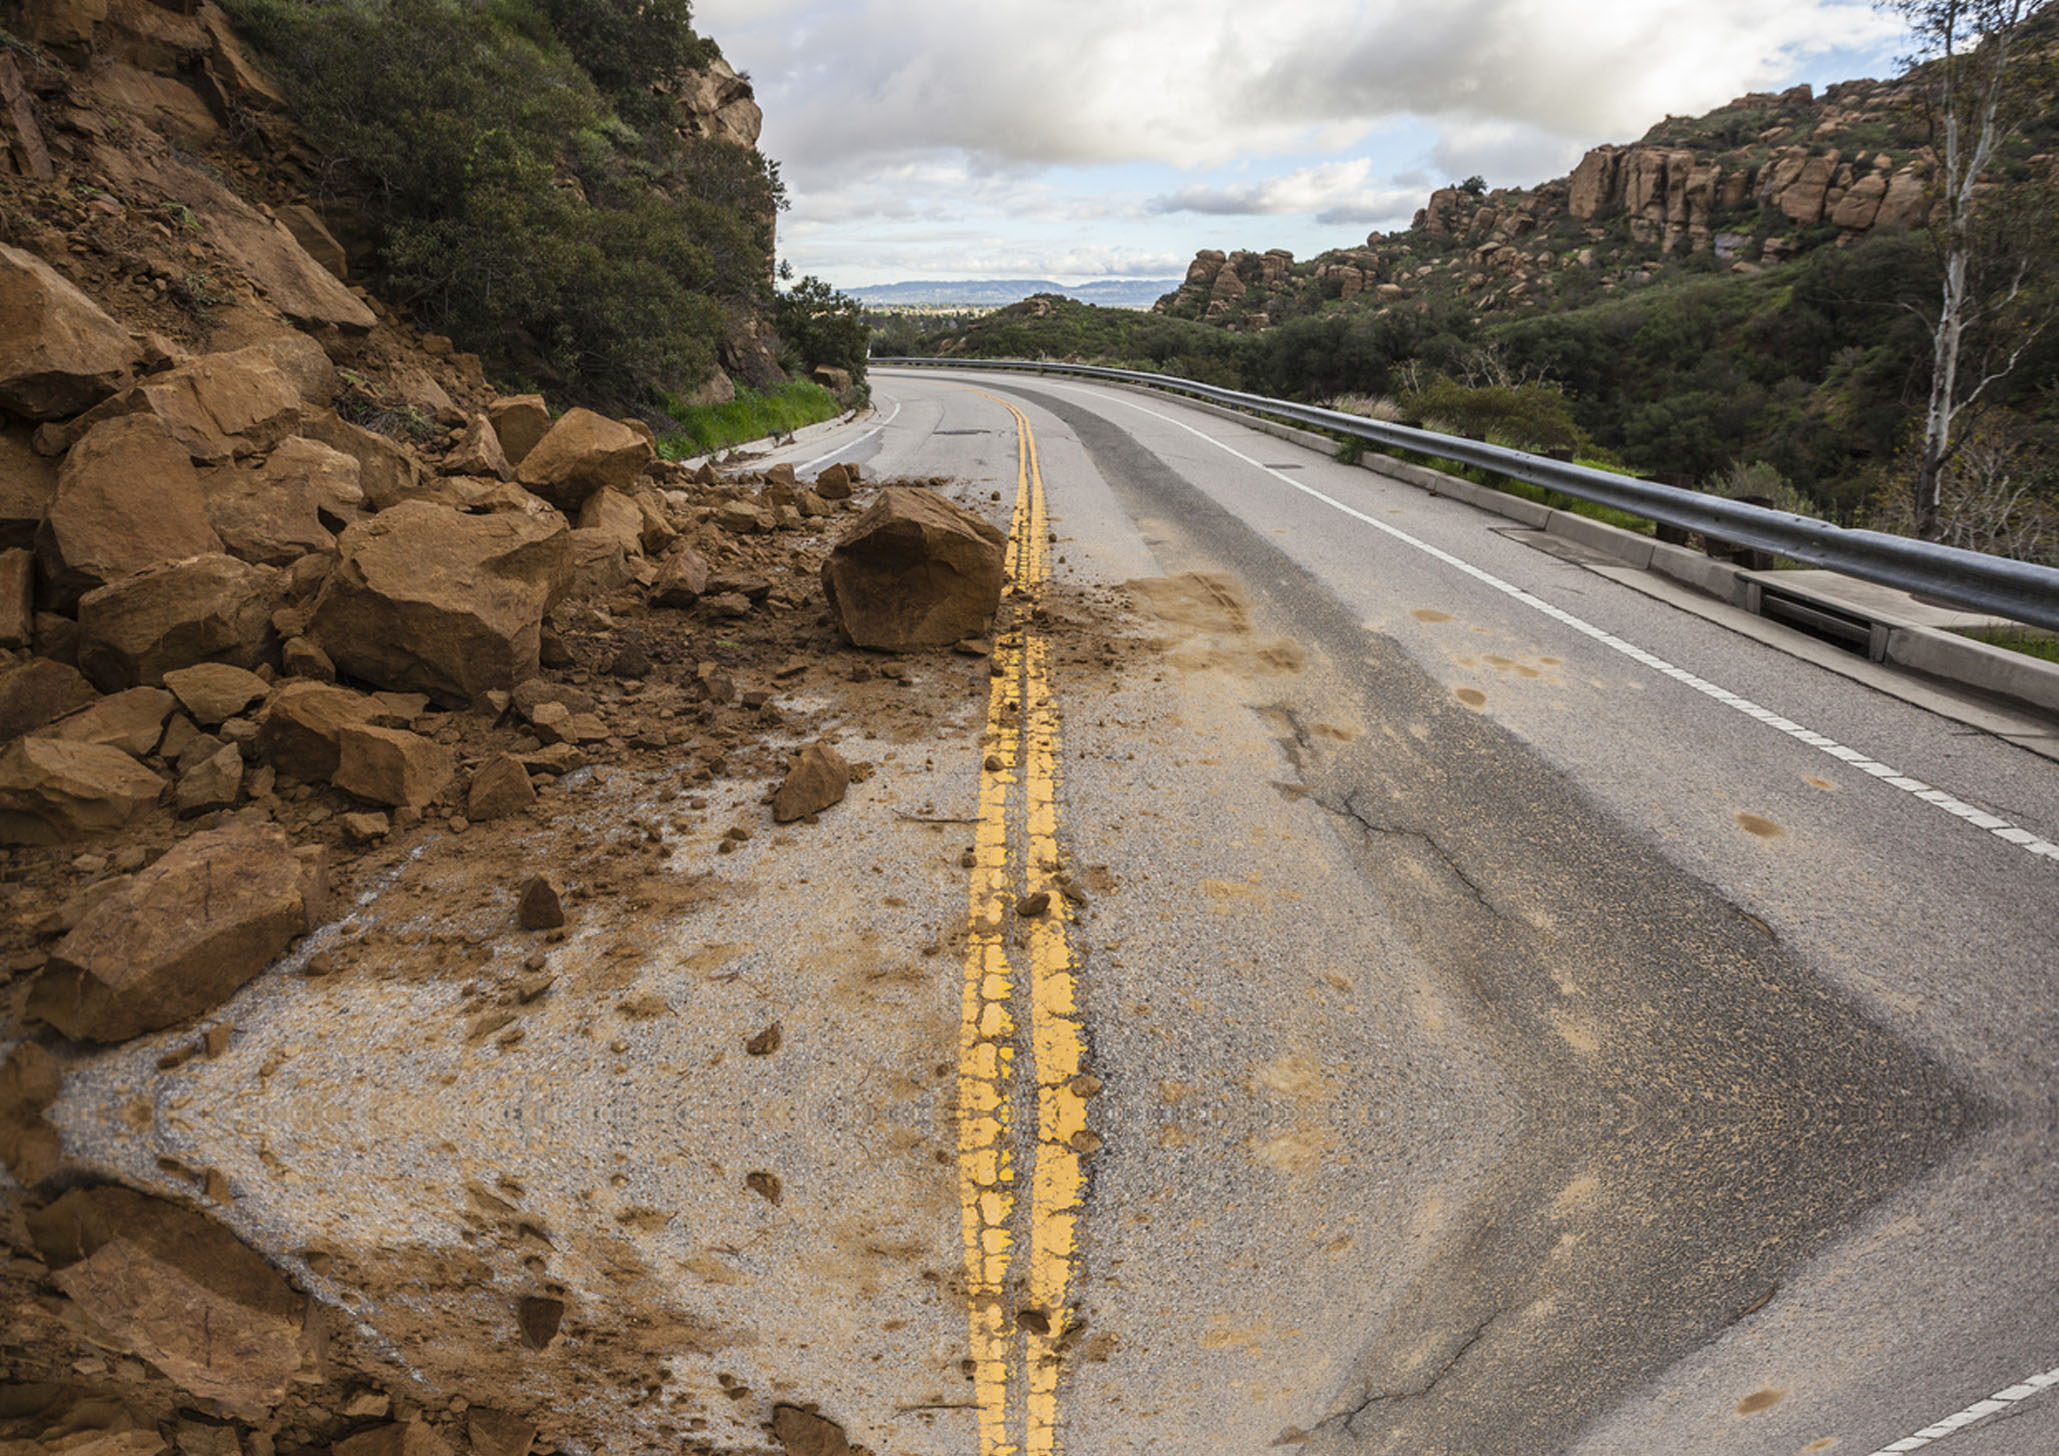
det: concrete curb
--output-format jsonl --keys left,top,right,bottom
{"left": 1094, "top": 382, "right": 2059, "bottom": 722}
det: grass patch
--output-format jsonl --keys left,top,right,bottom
{"left": 658, "top": 380, "right": 842, "bottom": 460}
{"left": 1953, "top": 627, "right": 2059, "bottom": 664}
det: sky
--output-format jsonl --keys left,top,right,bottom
{"left": 692, "top": 0, "right": 1913, "bottom": 289}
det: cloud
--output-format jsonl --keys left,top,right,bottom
{"left": 701, "top": 0, "right": 1900, "bottom": 174}
{"left": 1147, "top": 160, "right": 1417, "bottom": 227}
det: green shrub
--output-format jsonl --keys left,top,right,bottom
{"left": 774, "top": 275, "right": 870, "bottom": 383}
{"left": 1399, "top": 376, "right": 1588, "bottom": 454}
{"left": 658, "top": 379, "right": 841, "bottom": 458}
{"left": 225, "top": 0, "right": 780, "bottom": 407}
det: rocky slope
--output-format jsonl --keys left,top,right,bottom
{"left": 1155, "top": 72, "right": 1982, "bottom": 330}
{"left": 0, "top": 6, "right": 1020, "bottom": 1456}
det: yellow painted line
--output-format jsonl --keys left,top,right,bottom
{"left": 948, "top": 385, "right": 1088, "bottom": 1456}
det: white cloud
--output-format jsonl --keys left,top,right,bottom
{"left": 1147, "top": 159, "right": 1417, "bottom": 223}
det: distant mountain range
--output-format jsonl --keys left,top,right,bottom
{"left": 846, "top": 278, "right": 1181, "bottom": 309}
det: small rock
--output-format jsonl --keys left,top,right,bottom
{"left": 466, "top": 754, "right": 536, "bottom": 821}
{"left": 1017, "top": 890, "right": 1052, "bottom": 918}
{"left": 515, "top": 1296, "right": 564, "bottom": 1350}
{"left": 745, "top": 1022, "right": 782, "bottom": 1056}
{"left": 516, "top": 876, "right": 565, "bottom": 931}
{"left": 746, "top": 1171, "right": 782, "bottom": 1204}
{"left": 770, "top": 1406, "right": 852, "bottom": 1456}
{"left": 704, "top": 592, "right": 753, "bottom": 619}
{"left": 340, "top": 812, "right": 389, "bottom": 844}
{"left": 333, "top": 724, "right": 455, "bottom": 810}
{"left": 773, "top": 742, "right": 850, "bottom": 824}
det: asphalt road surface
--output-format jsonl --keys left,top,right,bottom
{"left": 52, "top": 367, "right": 2059, "bottom": 1456}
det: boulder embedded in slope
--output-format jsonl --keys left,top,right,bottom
{"left": 28, "top": 818, "right": 326, "bottom": 1041}
{"left": 36, "top": 346, "right": 304, "bottom": 463}
{"left": 199, "top": 438, "right": 356, "bottom": 565}
{"left": 1, "top": 428, "right": 61, "bottom": 548}
{"left": 515, "top": 408, "right": 653, "bottom": 511}
{"left": 649, "top": 543, "right": 710, "bottom": 608}
{"left": 0, "top": 243, "right": 143, "bottom": 419}
{"left": 0, "top": 656, "right": 99, "bottom": 742}
{"left": 444, "top": 414, "right": 513, "bottom": 481}
{"left": 0, "top": 737, "right": 164, "bottom": 844}
{"left": 39, "top": 413, "right": 224, "bottom": 608}
{"left": 1, "top": 546, "right": 32, "bottom": 648}
{"left": 75, "top": 553, "right": 278, "bottom": 691}
{"left": 26, "top": 1186, "right": 308, "bottom": 1417}
{"left": 38, "top": 686, "right": 176, "bottom": 757}
{"left": 487, "top": 395, "right": 551, "bottom": 468}
{"left": 308, "top": 501, "right": 569, "bottom": 705}
{"left": 257, "top": 680, "right": 380, "bottom": 781}
{"left": 821, "top": 487, "right": 1006, "bottom": 650}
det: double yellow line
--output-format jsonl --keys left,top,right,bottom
{"left": 954, "top": 388, "right": 1089, "bottom": 1456}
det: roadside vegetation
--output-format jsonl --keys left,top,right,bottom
{"left": 657, "top": 379, "right": 842, "bottom": 459}
{"left": 225, "top": 0, "right": 784, "bottom": 411}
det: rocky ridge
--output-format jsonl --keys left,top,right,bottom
{"left": 1155, "top": 73, "right": 1984, "bottom": 330}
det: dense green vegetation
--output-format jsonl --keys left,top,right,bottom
{"left": 226, "top": 0, "right": 783, "bottom": 407}
{"left": 657, "top": 379, "right": 842, "bottom": 459}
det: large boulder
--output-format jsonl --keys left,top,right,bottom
{"left": 487, "top": 395, "right": 552, "bottom": 468}
{"left": 309, "top": 502, "right": 568, "bottom": 705}
{"left": 0, "top": 656, "right": 99, "bottom": 741}
{"left": 0, "top": 243, "right": 143, "bottom": 419}
{"left": 298, "top": 409, "right": 420, "bottom": 510}
{"left": 36, "top": 346, "right": 303, "bottom": 463}
{"left": 29, "top": 817, "right": 326, "bottom": 1041}
{"left": 821, "top": 488, "right": 1006, "bottom": 650}
{"left": 444, "top": 414, "right": 513, "bottom": 481}
{"left": 257, "top": 680, "right": 379, "bottom": 781}
{"left": 199, "top": 438, "right": 355, "bottom": 565}
{"left": 37, "top": 686, "right": 176, "bottom": 757}
{"left": 515, "top": 408, "right": 653, "bottom": 512}
{"left": 39, "top": 413, "right": 223, "bottom": 607}
{"left": 26, "top": 1186, "right": 308, "bottom": 1417}
{"left": 0, "top": 737, "right": 164, "bottom": 844}
{"left": 332, "top": 723, "right": 453, "bottom": 809}
{"left": 76, "top": 553, "right": 278, "bottom": 691}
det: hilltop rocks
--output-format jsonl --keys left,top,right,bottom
{"left": 0, "top": 243, "right": 142, "bottom": 418}
{"left": 822, "top": 487, "right": 1005, "bottom": 650}
{"left": 0, "top": 737, "right": 163, "bottom": 844}
{"left": 310, "top": 502, "right": 569, "bottom": 705}
{"left": 26, "top": 1186, "right": 309, "bottom": 1416}
{"left": 677, "top": 56, "right": 763, "bottom": 149}
{"left": 39, "top": 414, "right": 223, "bottom": 607}
{"left": 29, "top": 818, "right": 325, "bottom": 1041}
{"left": 515, "top": 408, "right": 654, "bottom": 511}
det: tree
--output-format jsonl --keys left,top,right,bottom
{"left": 773, "top": 275, "right": 869, "bottom": 383}
{"left": 1883, "top": 0, "right": 2055, "bottom": 539}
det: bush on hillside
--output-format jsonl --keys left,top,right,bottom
{"left": 773, "top": 275, "right": 869, "bottom": 384}
{"left": 227, "top": 0, "right": 782, "bottom": 405}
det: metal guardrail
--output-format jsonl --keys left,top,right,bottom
{"left": 872, "top": 357, "right": 2059, "bottom": 634}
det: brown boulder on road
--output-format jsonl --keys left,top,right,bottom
{"left": 821, "top": 487, "right": 1006, "bottom": 649}
{"left": 27, "top": 817, "right": 326, "bottom": 1041}
{"left": 26, "top": 1185, "right": 309, "bottom": 1418}
{"left": 515, "top": 408, "right": 653, "bottom": 512}
{"left": 310, "top": 501, "right": 568, "bottom": 706}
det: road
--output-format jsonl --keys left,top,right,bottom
{"left": 50, "top": 367, "right": 2059, "bottom": 1456}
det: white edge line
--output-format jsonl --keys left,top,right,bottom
{"left": 796, "top": 395, "right": 902, "bottom": 473}
{"left": 1861, "top": 1363, "right": 2059, "bottom": 1452}
{"left": 1009, "top": 375, "right": 2059, "bottom": 868}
